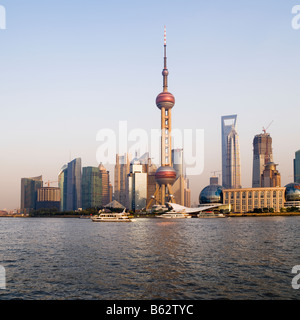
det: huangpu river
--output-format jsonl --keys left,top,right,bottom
{"left": 0, "top": 216, "right": 300, "bottom": 300}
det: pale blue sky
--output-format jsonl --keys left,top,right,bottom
{"left": 1, "top": 0, "right": 300, "bottom": 210}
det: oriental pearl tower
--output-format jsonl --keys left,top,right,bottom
{"left": 147, "top": 27, "right": 177, "bottom": 209}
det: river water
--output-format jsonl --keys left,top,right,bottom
{"left": 0, "top": 216, "right": 299, "bottom": 300}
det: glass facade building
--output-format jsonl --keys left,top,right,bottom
{"left": 172, "top": 148, "right": 183, "bottom": 179}
{"left": 58, "top": 158, "right": 82, "bottom": 211}
{"left": 294, "top": 150, "right": 300, "bottom": 184}
{"left": 82, "top": 167, "right": 102, "bottom": 210}
{"left": 58, "top": 165, "right": 68, "bottom": 212}
{"left": 128, "top": 162, "right": 147, "bottom": 211}
{"left": 20, "top": 175, "right": 43, "bottom": 213}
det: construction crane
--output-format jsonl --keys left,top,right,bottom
{"left": 262, "top": 120, "right": 274, "bottom": 134}
{"left": 44, "top": 180, "right": 58, "bottom": 187}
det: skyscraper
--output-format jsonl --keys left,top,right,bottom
{"left": 128, "top": 159, "right": 147, "bottom": 211}
{"left": 99, "top": 163, "right": 111, "bottom": 206}
{"left": 81, "top": 167, "right": 102, "bottom": 210}
{"left": 261, "top": 162, "right": 281, "bottom": 187}
{"left": 221, "top": 115, "right": 241, "bottom": 189}
{"left": 252, "top": 132, "right": 273, "bottom": 187}
{"left": 67, "top": 158, "right": 82, "bottom": 211}
{"left": 58, "top": 158, "right": 82, "bottom": 211}
{"left": 58, "top": 165, "right": 67, "bottom": 211}
{"left": 20, "top": 175, "right": 43, "bottom": 213}
{"left": 114, "top": 153, "right": 130, "bottom": 207}
{"left": 146, "top": 27, "right": 177, "bottom": 209}
{"left": 172, "top": 148, "right": 183, "bottom": 179}
{"left": 294, "top": 150, "right": 300, "bottom": 184}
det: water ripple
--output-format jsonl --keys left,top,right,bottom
{"left": 0, "top": 217, "right": 300, "bottom": 299}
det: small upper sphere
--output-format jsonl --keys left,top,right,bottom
{"left": 162, "top": 69, "right": 169, "bottom": 76}
{"left": 156, "top": 92, "right": 175, "bottom": 110}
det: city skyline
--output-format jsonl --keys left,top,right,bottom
{"left": 1, "top": 1, "right": 300, "bottom": 210}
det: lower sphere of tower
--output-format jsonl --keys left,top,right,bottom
{"left": 155, "top": 166, "right": 176, "bottom": 186}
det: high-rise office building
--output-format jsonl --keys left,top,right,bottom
{"left": 58, "top": 165, "right": 67, "bottom": 211}
{"left": 170, "top": 148, "right": 191, "bottom": 207}
{"left": 294, "top": 150, "right": 300, "bottom": 184}
{"left": 99, "top": 163, "right": 112, "bottom": 206}
{"left": 128, "top": 159, "right": 147, "bottom": 211}
{"left": 82, "top": 167, "right": 102, "bottom": 210}
{"left": 114, "top": 153, "right": 131, "bottom": 207}
{"left": 252, "top": 133, "right": 273, "bottom": 187}
{"left": 20, "top": 175, "right": 43, "bottom": 213}
{"left": 261, "top": 162, "right": 281, "bottom": 188}
{"left": 67, "top": 158, "right": 82, "bottom": 211}
{"left": 172, "top": 148, "right": 183, "bottom": 179}
{"left": 58, "top": 158, "right": 82, "bottom": 211}
{"left": 221, "top": 115, "right": 241, "bottom": 189}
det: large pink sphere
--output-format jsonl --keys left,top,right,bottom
{"left": 155, "top": 166, "right": 176, "bottom": 186}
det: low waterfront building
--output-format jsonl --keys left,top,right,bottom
{"left": 223, "top": 187, "right": 285, "bottom": 213}
{"left": 36, "top": 187, "right": 61, "bottom": 211}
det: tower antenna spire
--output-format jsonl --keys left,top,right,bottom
{"left": 163, "top": 26, "right": 168, "bottom": 92}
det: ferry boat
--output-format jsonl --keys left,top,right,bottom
{"left": 156, "top": 212, "right": 191, "bottom": 219}
{"left": 91, "top": 209, "right": 133, "bottom": 222}
{"left": 197, "top": 211, "right": 226, "bottom": 218}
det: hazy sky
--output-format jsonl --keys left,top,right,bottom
{"left": 1, "top": 0, "right": 300, "bottom": 210}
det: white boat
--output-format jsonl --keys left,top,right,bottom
{"left": 156, "top": 212, "right": 191, "bottom": 219}
{"left": 91, "top": 209, "right": 133, "bottom": 222}
{"left": 197, "top": 211, "right": 226, "bottom": 218}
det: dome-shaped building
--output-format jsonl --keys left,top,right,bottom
{"left": 199, "top": 184, "right": 224, "bottom": 204}
{"left": 285, "top": 183, "right": 300, "bottom": 202}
